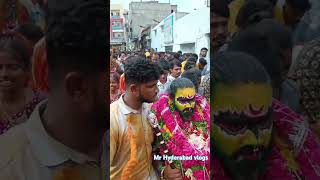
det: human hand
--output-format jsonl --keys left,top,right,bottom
{"left": 162, "top": 165, "right": 183, "bottom": 180}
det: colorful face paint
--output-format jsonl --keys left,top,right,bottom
{"left": 174, "top": 87, "right": 196, "bottom": 120}
{"left": 212, "top": 82, "right": 273, "bottom": 177}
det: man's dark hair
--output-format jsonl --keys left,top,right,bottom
{"left": 169, "top": 78, "right": 195, "bottom": 98}
{"left": 256, "top": 19, "right": 293, "bottom": 49}
{"left": 201, "top": 47, "right": 208, "bottom": 51}
{"left": 124, "top": 57, "right": 160, "bottom": 86}
{"left": 212, "top": 0, "right": 230, "bottom": 18}
{"left": 191, "top": 53, "right": 198, "bottom": 60}
{"left": 16, "top": 23, "right": 44, "bottom": 44}
{"left": 199, "top": 58, "right": 207, "bottom": 66}
{"left": 286, "top": 0, "right": 311, "bottom": 12}
{"left": 212, "top": 51, "right": 271, "bottom": 85}
{"left": 158, "top": 59, "right": 170, "bottom": 73}
{"left": 228, "top": 27, "right": 281, "bottom": 87}
{"left": 181, "top": 68, "right": 202, "bottom": 91}
{"left": 110, "top": 72, "right": 120, "bottom": 83}
{"left": 170, "top": 59, "right": 182, "bottom": 69}
{"left": 46, "top": 0, "right": 108, "bottom": 85}
{"left": 187, "top": 57, "right": 197, "bottom": 63}
{"left": 120, "top": 51, "right": 127, "bottom": 56}
{"left": 173, "top": 52, "right": 180, "bottom": 59}
{"left": 0, "top": 36, "right": 31, "bottom": 70}
{"left": 177, "top": 50, "right": 182, "bottom": 55}
{"left": 184, "top": 60, "right": 196, "bottom": 71}
{"left": 236, "top": 0, "right": 273, "bottom": 29}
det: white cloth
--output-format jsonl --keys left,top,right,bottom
{"left": 157, "top": 80, "right": 171, "bottom": 97}
{"left": 0, "top": 101, "right": 103, "bottom": 180}
{"left": 167, "top": 75, "right": 176, "bottom": 84}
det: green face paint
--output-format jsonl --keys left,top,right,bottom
{"left": 174, "top": 87, "right": 196, "bottom": 120}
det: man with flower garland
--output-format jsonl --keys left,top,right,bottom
{"left": 148, "top": 78, "right": 210, "bottom": 180}
{"left": 212, "top": 51, "right": 320, "bottom": 180}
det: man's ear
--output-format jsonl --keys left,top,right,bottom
{"left": 129, "top": 83, "right": 139, "bottom": 97}
{"left": 64, "top": 72, "right": 89, "bottom": 102}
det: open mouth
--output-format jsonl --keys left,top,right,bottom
{"left": 0, "top": 81, "right": 13, "bottom": 88}
{"left": 183, "top": 108, "right": 193, "bottom": 114}
{"left": 236, "top": 146, "right": 262, "bottom": 162}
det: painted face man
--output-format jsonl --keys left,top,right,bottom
{"left": 212, "top": 52, "right": 274, "bottom": 179}
{"left": 169, "top": 78, "right": 196, "bottom": 121}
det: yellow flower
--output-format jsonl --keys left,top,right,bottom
{"left": 163, "top": 125, "right": 173, "bottom": 137}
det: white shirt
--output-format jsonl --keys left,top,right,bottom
{"left": 0, "top": 101, "right": 104, "bottom": 180}
{"left": 167, "top": 75, "right": 176, "bottom": 83}
{"left": 157, "top": 80, "right": 171, "bottom": 97}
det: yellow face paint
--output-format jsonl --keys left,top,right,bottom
{"left": 213, "top": 83, "right": 272, "bottom": 115}
{"left": 213, "top": 125, "right": 272, "bottom": 156}
{"left": 212, "top": 83, "right": 273, "bottom": 157}
{"left": 174, "top": 87, "right": 196, "bottom": 112}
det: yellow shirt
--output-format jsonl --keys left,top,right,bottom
{"left": 110, "top": 95, "right": 158, "bottom": 180}
{"left": 181, "top": 60, "right": 187, "bottom": 73}
{"left": 228, "top": 0, "right": 285, "bottom": 34}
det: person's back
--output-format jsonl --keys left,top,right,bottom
{"left": 0, "top": 0, "right": 109, "bottom": 179}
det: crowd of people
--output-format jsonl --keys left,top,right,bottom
{"left": 110, "top": 47, "right": 211, "bottom": 179}
{"left": 212, "top": 0, "right": 320, "bottom": 179}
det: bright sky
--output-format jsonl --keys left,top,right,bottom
{"left": 110, "top": 0, "right": 207, "bottom": 13}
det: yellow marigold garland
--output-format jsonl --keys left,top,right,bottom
{"left": 274, "top": 133, "right": 299, "bottom": 172}
{"left": 121, "top": 114, "right": 138, "bottom": 180}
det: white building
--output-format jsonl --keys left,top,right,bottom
{"left": 151, "top": 7, "right": 210, "bottom": 57}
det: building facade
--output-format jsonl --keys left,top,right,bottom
{"left": 110, "top": 4, "right": 126, "bottom": 50}
{"left": 126, "top": 1, "right": 178, "bottom": 50}
{"left": 151, "top": 7, "right": 210, "bottom": 57}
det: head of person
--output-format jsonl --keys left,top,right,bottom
{"left": 212, "top": 51, "right": 273, "bottom": 179}
{"left": 151, "top": 52, "right": 160, "bottom": 62}
{"left": 228, "top": 27, "right": 282, "bottom": 99}
{"left": 173, "top": 52, "right": 180, "bottom": 59}
{"left": 200, "top": 47, "right": 208, "bottom": 57}
{"left": 158, "top": 59, "right": 170, "bottom": 84}
{"left": 198, "top": 58, "right": 208, "bottom": 70}
{"left": 169, "top": 78, "right": 196, "bottom": 121}
{"left": 46, "top": 0, "right": 108, "bottom": 131}
{"left": 255, "top": 19, "right": 293, "bottom": 78}
{"left": 125, "top": 57, "right": 160, "bottom": 103}
{"left": 212, "top": 0, "right": 229, "bottom": 51}
{"left": 184, "top": 60, "right": 196, "bottom": 71}
{"left": 110, "top": 72, "right": 120, "bottom": 93}
{"left": 191, "top": 53, "right": 198, "bottom": 60}
{"left": 283, "top": 0, "right": 311, "bottom": 28}
{"left": 181, "top": 68, "right": 202, "bottom": 92}
{"left": 120, "top": 51, "right": 127, "bottom": 62}
{"left": 177, "top": 50, "right": 182, "bottom": 56}
{"left": 0, "top": 36, "right": 31, "bottom": 95}
{"left": 236, "top": 0, "right": 274, "bottom": 30}
{"left": 169, "top": 59, "right": 182, "bottom": 78}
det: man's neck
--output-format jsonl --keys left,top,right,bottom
{"left": 42, "top": 100, "right": 103, "bottom": 160}
{"left": 123, "top": 93, "right": 142, "bottom": 110}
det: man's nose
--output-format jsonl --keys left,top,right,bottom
{"left": 0, "top": 66, "right": 9, "bottom": 77}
